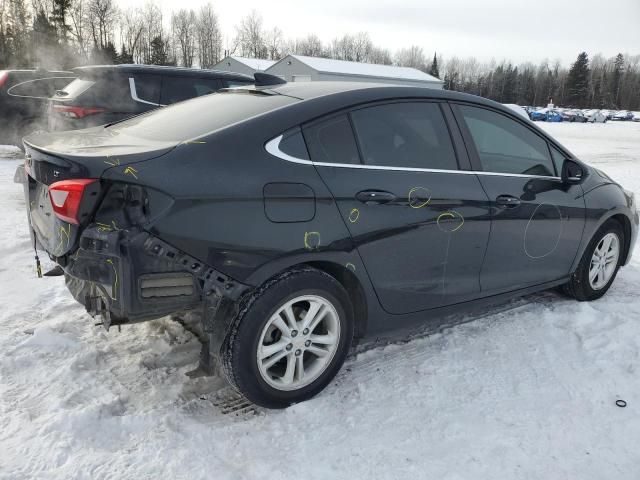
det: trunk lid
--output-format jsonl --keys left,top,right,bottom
{"left": 24, "top": 127, "right": 177, "bottom": 257}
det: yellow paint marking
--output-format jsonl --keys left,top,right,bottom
{"left": 345, "top": 262, "right": 356, "bottom": 272}
{"left": 106, "top": 259, "right": 118, "bottom": 301}
{"left": 348, "top": 208, "right": 360, "bottom": 223}
{"left": 123, "top": 166, "right": 138, "bottom": 179}
{"left": 408, "top": 187, "right": 432, "bottom": 209}
{"left": 104, "top": 158, "right": 121, "bottom": 167}
{"left": 304, "top": 231, "right": 321, "bottom": 250}
{"left": 437, "top": 211, "right": 465, "bottom": 233}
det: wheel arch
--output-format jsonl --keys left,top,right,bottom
{"left": 304, "top": 260, "right": 368, "bottom": 339}
{"left": 609, "top": 213, "right": 633, "bottom": 265}
{"left": 244, "top": 257, "right": 370, "bottom": 339}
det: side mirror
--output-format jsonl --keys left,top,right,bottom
{"left": 561, "top": 159, "right": 584, "bottom": 184}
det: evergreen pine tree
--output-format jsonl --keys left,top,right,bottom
{"left": 565, "top": 52, "right": 590, "bottom": 108}
{"left": 429, "top": 53, "right": 440, "bottom": 79}
{"left": 610, "top": 53, "right": 624, "bottom": 107}
{"left": 118, "top": 44, "right": 133, "bottom": 64}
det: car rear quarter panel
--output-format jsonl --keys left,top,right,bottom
{"left": 106, "top": 113, "right": 361, "bottom": 281}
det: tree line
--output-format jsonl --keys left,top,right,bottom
{"left": 1, "top": 0, "right": 638, "bottom": 110}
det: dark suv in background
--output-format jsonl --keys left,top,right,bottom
{"left": 0, "top": 69, "right": 75, "bottom": 146}
{"left": 49, "top": 64, "right": 254, "bottom": 131}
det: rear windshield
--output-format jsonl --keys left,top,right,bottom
{"left": 109, "top": 92, "right": 296, "bottom": 141}
{"left": 56, "top": 78, "right": 94, "bottom": 98}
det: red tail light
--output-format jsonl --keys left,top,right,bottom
{"left": 52, "top": 104, "right": 105, "bottom": 119}
{"left": 49, "top": 179, "right": 98, "bottom": 224}
{"left": 0, "top": 71, "right": 8, "bottom": 89}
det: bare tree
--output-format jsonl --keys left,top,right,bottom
{"left": 139, "top": 1, "right": 164, "bottom": 64}
{"left": 119, "top": 7, "right": 143, "bottom": 61}
{"left": 86, "top": 0, "right": 118, "bottom": 51}
{"left": 395, "top": 45, "right": 426, "bottom": 70}
{"left": 293, "top": 34, "right": 323, "bottom": 57}
{"left": 171, "top": 8, "right": 196, "bottom": 67}
{"left": 195, "top": 2, "right": 221, "bottom": 68}
{"left": 265, "top": 26, "right": 282, "bottom": 60}
{"left": 233, "top": 10, "right": 266, "bottom": 58}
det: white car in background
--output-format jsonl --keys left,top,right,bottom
{"left": 586, "top": 110, "right": 607, "bottom": 123}
{"left": 632, "top": 112, "right": 640, "bottom": 122}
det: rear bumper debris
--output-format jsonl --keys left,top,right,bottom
{"left": 62, "top": 224, "right": 249, "bottom": 330}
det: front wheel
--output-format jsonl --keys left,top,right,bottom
{"left": 221, "top": 267, "right": 354, "bottom": 408}
{"left": 564, "top": 219, "right": 624, "bottom": 301}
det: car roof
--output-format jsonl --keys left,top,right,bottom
{"left": 262, "top": 81, "right": 514, "bottom": 111}
{"left": 72, "top": 64, "right": 253, "bottom": 81}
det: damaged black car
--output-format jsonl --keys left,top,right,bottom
{"left": 17, "top": 76, "right": 639, "bottom": 408}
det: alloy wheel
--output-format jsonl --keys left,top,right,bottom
{"left": 257, "top": 295, "right": 341, "bottom": 391}
{"left": 589, "top": 232, "right": 620, "bottom": 290}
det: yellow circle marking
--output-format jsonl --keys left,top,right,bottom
{"left": 349, "top": 208, "right": 360, "bottom": 223}
{"left": 408, "top": 187, "right": 432, "bottom": 209}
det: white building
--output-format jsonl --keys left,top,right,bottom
{"left": 213, "top": 56, "right": 277, "bottom": 77}
{"left": 265, "top": 54, "right": 443, "bottom": 88}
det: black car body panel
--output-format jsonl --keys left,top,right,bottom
{"left": 20, "top": 82, "right": 638, "bottom": 335}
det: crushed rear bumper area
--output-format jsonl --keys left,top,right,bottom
{"left": 63, "top": 224, "right": 249, "bottom": 330}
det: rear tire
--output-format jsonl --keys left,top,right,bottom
{"left": 221, "top": 267, "right": 354, "bottom": 409}
{"left": 564, "top": 219, "right": 624, "bottom": 301}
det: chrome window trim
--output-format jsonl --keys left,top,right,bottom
{"left": 264, "top": 134, "right": 561, "bottom": 181}
{"left": 129, "top": 77, "right": 164, "bottom": 106}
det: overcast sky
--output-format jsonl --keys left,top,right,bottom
{"left": 121, "top": 0, "right": 640, "bottom": 65}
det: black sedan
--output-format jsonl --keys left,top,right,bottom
{"left": 18, "top": 78, "right": 638, "bottom": 408}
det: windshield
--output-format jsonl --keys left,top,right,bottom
{"left": 56, "top": 78, "right": 94, "bottom": 98}
{"left": 108, "top": 91, "right": 297, "bottom": 142}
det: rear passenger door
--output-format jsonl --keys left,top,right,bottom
{"left": 453, "top": 103, "right": 585, "bottom": 294}
{"left": 304, "top": 101, "right": 491, "bottom": 314}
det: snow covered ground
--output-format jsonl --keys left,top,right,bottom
{"left": 1, "top": 123, "right": 639, "bottom": 479}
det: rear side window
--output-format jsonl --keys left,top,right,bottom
{"left": 160, "top": 76, "right": 220, "bottom": 104}
{"left": 459, "top": 105, "right": 556, "bottom": 177}
{"left": 110, "top": 92, "right": 296, "bottom": 141}
{"left": 350, "top": 102, "right": 458, "bottom": 170}
{"left": 279, "top": 129, "right": 310, "bottom": 160}
{"left": 133, "top": 74, "right": 161, "bottom": 104}
{"left": 303, "top": 115, "right": 360, "bottom": 165}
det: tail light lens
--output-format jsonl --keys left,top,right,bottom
{"left": 52, "top": 104, "right": 105, "bottom": 119}
{"left": 49, "top": 179, "right": 98, "bottom": 224}
{"left": 0, "top": 71, "right": 8, "bottom": 89}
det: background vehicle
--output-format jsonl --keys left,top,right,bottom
{"left": 586, "top": 109, "right": 607, "bottom": 123}
{"left": 559, "top": 109, "right": 588, "bottom": 123}
{"left": 19, "top": 80, "right": 638, "bottom": 408}
{"left": 529, "top": 108, "right": 548, "bottom": 121}
{"left": 612, "top": 110, "right": 634, "bottom": 121}
{"left": 0, "top": 69, "right": 75, "bottom": 146}
{"left": 49, "top": 64, "right": 254, "bottom": 131}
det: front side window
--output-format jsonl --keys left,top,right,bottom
{"left": 459, "top": 105, "right": 556, "bottom": 177}
{"left": 350, "top": 102, "right": 458, "bottom": 170}
{"left": 302, "top": 114, "right": 360, "bottom": 165}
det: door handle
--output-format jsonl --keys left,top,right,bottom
{"left": 496, "top": 195, "right": 521, "bottom": 208}
{"left": 355, "top": 190, "right": 396, "bottom": 205}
